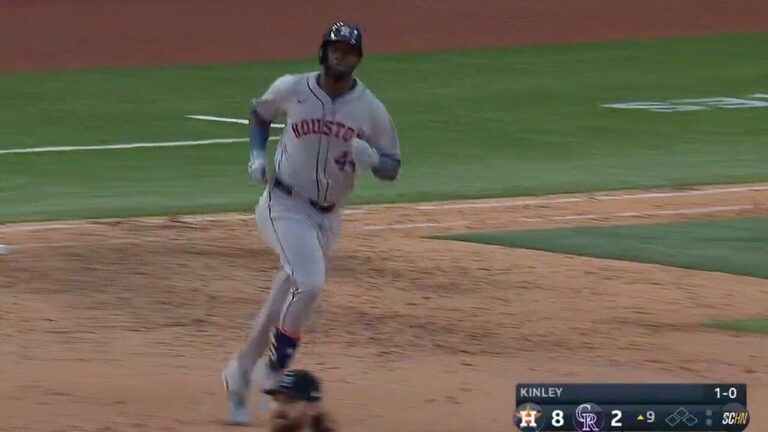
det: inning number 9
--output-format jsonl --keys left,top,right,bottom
{"left": 552, "top": 410, "right": 564, "bottom": 427}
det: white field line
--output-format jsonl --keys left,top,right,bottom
{"left": 185, "top": 115, "right": 285, "bottom": 128}
{"left": 0, "top": 137, "right": 285, "bottom": 155}
{"left": 0, "top": 115, "right": 286, "bottom": 155}
{"left": 0, "top": 223, "right": 86, "bottom": 232}
{"left": 1, "top": 184, "right": 766, "bottom": 233}
{"left": 362, "top": 221, "right": 467, "bottom": 231}
{"left": 519, "top": 205, "right": 758, "bottom": 222}
{"left": 414, "top": 185, "right": 768, "bottom": 210}
{"left": 3, "top": 223, "right": 470, "bottom": 248}
{"left": 2, "top": 204, "right": 765, "bottom": 249}
{"left": 3, "top": 221, "right": 466, "bottom": 248}
{"left": 0, "top": 209, "right": 366, "bottom": 233}
{"left": 5, "top": 238, "right": 168, "bottom": 249}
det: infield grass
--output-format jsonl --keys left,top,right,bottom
{"left": 704, "top": 319, "right": 768, "bottom": 335}
{"left": 437, "top": 216, "right": 768, "bottom": 279}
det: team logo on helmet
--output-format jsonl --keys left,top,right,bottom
{"left": 319, "top": 21, "right": 363, "bottom": 64}
{"left": 330, "top": 23, "right": 359, "bottom": 42}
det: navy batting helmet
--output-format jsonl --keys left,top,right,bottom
{"left": 319, "top": 22, "right": 363, "bottom": 64}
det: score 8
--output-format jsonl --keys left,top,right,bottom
{"left": 552, "top": 410, "right": 565, "bottom": 427}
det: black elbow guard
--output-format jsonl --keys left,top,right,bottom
{"left": 372, "top": 155, "right": 400, "bottom": 180}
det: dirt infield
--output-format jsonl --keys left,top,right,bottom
{"left": 3, "top": 0, "right": 768, "bottom": 71}
{"left": 2, "top": 184, "right": 768, "bottom": 431}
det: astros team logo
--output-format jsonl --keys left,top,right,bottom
{"left": 514, "top": 403, "right": 545, "bottom": 432}
{"left": 573, "top": 403, "right": 604, "bottom": 432}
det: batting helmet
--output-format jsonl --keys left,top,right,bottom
{"left": 318, "top": 22, "right": 363, "bottom": 65}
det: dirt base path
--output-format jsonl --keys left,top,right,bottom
{"left": 1, "top": 183, "right": 767, "bottom": 431}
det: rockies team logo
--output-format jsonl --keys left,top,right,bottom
{"left": 514, "top": 403, "right": 545, "bottom": 432}
{"left": 573, "top": 403, "right": 604, "bottom": 432}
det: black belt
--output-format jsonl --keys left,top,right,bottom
{"left": 272, "top": 176, "right": 336, "bottom": 214}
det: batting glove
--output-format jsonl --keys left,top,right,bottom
{"left": 248, "top": 150, "right": 269, "bottom": 185}
{"left": 351, "top": 138, "right": 380, "bottom": 169}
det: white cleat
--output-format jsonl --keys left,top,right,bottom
{"left": 221, "top": 360, "right": 251, "bottom": 425}
{"left": 253, "top": 356, "right": 284, "bottom": 394}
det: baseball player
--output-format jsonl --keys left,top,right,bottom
{"left": 222, "top": 21, "right": 401, "bottom": 424}
{"left": 266, "top": 369, "right": 338, "bottom": 432}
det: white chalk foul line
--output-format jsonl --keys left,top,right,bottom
{"left": 414, "top": 186, "right": 768, "bottom": 210}
{"left": 0, "top": 217, "right": 251, "bottom": 232}
{"left": 0, "top": 209, "right": 367, "bottom": 233}
{"left": 2, "top": 220, "right": 465, "bottom": 249}
{"left": 0, "top": 115, "right": 287, "bottom": 155}
{"left": 519, "top": 205, "right": 758, "bottom": 222}
{"left": 3, "top": 204, "right": 766, "bottom": 249}
{"left": 416, "top": 197, "right": 585, "bottom": 210}
{"left": 1, "top": 184, "right": 766, "bottom": 232}
{"left": 0, "top": 137, "right": 286, "bottom": 155}
{"left": 362, "top": 221, "right": 467, "bottom": 231}
{"left": 185, "top": 115, "right": 285, "bottom": 128}
{"left": 5, "top": 238, "right": 166, "bottom": 249}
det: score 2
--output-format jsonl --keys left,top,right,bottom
{"left": 611, "top": 409, "right": 623, "bottom": 428}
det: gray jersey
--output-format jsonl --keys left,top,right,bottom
{"left": 252, "top": 72, "right": 400, "bottom": 205}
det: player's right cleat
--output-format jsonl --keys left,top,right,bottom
{"left": 267, "top": 327, "right": 300, "bottom": 371}
{"left": 221, "top": 359, "right": 252, "bottom": 425}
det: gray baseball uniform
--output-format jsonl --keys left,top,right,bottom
{"left": 236, "top": 71, "right": 400, "bottom": 376}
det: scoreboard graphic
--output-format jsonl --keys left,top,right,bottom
{"left": 514, "top": 384, "right": 749, "bottom": 432}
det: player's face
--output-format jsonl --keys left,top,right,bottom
{"left": 325, "top": 41, "right": 361, "bottom": 80}
{"left": 268, "top": 393, "right": 311, "bottom": 432}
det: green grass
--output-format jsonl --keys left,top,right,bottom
{"left": 704, "top": 319, "right": 768, "bottom": 335}
{"left": 438, "top": 216, "right": 768, "bottom": 279}
{"left": 2, "top": 33, "right": 768, "bottom": 222}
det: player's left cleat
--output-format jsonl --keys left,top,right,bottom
{"left": 253, "top": 355, "right": 284, "bottom": 394}
{"left": 221, "top": 359, "right": 252, "bottom": 425}
{"left": 256, "top": 327, "right": 300, "bottom": 394}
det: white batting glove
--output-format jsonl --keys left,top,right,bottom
{"left": 351, "top": 138, "right": 380, "bottom": 169}
{"left": 248, "top": 150, "right": 269, "bottom": 185}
